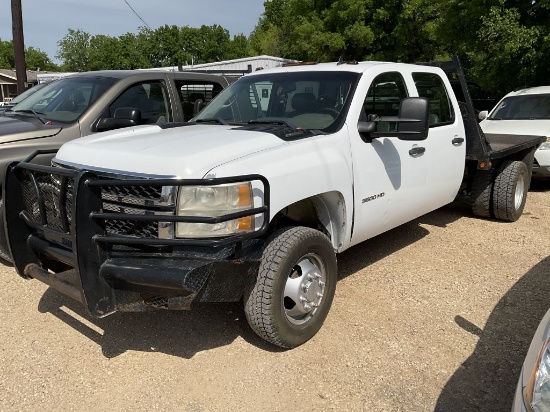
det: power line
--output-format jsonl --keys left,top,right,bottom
{"left": 123, "top": 0, "right": 152, "bottom": 30}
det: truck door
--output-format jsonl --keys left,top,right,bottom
{"left": 411, "top": 72, "right": 465, "bottom": 208}
{"left": 348, "top": 71, "right": 432, "bottom": 245}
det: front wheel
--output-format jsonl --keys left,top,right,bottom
{"left": 244, "top": 226, "right": 337, "bottom": 348}
{"left": 492, "top": 160, "right": 529, "bottom": 222}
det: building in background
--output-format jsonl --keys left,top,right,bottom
{"left": 1, "top": 56, "right": 296, "bottom": 104}
{"left": 0, "top": 70, "right": 75, "bottom": 104}
{"left": 149, "top": 55, "right": 297, "bottom": 75}
{"left": 0, "top": 69, "right": 38, "bottom": 104}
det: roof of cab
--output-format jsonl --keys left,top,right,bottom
{"left": 244, "top": 60, "right": 416, "bottom": 76}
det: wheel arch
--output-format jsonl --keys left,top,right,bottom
{"left": 270, "top": 191, "right": 347, "bottom": 252}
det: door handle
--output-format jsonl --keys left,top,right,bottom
{"left": 452, "top": 137, "right": 464, "bottom": 145}
{"left": 409, "top": 146, "right": 425, "bottom": 156}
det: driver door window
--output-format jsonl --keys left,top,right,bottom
{"left": 110, "top": 81, "right": 171, "bottom": 124}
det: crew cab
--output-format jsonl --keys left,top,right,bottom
{"left": 4, "top": 57, "right": 544, "bottom": 348}
{"left": 0, "top": 70, "right": 235, "bottom": 261}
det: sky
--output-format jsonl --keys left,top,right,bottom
{"left": 0, "top": 0, "right": 265, "bottom": 63}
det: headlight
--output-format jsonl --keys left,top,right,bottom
{"left": 176, "top": 182, "right": 254, "bottom": 238}
{"left": 538, "top": 138, "right": 550, "bottom": 151}
{"left": 525, "top": 338, "right": 550, "bottom": 412}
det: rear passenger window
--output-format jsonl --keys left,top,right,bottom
{"left": 413, "top": 73, "right": 455, "bottom": 127}
{"left": 177, "top": 82, "right": 225, "bottom": 121}
{"left": 364, "top": 72, "right": 408, "bottom": 132}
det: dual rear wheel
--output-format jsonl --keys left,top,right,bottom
{"left": 471, "top": 160, "right": 529, "bottom": 222}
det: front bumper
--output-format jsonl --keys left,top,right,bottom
{"left": 4, "top": 154, "right": 269, "bottom": 317}
{"left": 533, "top": 150, "right": 550, "bottom": 178}
{"left": 532, "top": 164, "right": 550, "bottom": 179}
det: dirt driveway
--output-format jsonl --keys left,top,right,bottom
{"left": 2, "top": 184, "right": 550, "bottom": 412}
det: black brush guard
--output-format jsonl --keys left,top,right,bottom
{"left": 4, "top": 153, "right": 270, "bottom": 317}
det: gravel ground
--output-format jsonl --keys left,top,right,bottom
{"left": 1, "top": 182, "right": 550, "bottom": 412}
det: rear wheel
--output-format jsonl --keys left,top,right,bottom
{"left": 492, "top": 161, "right": 529, "bottom": 222}
{"left": 244, "top": 226, "right": 337, "bottom": 348}
{"left": 470, "top": 169, "right": 495, "bottom": 218}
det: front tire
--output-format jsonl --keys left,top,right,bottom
{"left": 244, "top": 226, "right": 337, "bottom": 348}
{"left": 492, "top": 160, "right": 529, "bottom": 222}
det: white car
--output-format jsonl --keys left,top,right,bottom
{"left": 511, "top": 306, "right": 550, "bottom": 411}
{"left": 480, "top": 86, "right": 550, "bottom": 179}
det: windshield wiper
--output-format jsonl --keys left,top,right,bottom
{"left": 11, "top": 109, "right": 46, "bottom": 124}
{"left": 195, "top": 118, "right": 229, "bottom": 125}
{"left": 249, "top": 119, "right": 293, "bottom": 128}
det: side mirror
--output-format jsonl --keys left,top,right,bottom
{"left": 358, "top": 97, "right": 429, "bottom": 141}
{"left": 478, "top": 110, "right": 488, "bottom": 121}
{"left": 96, "top": 107, "right": 142, "bottom": 132}
{"left": 396, "top": 97, "right": 429, "bottom": 140}
{"left": 193, "top": 99, "right": 205, "bottom": 116}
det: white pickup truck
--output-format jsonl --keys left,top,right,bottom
{"left": 4, "top": 57, "right": 544, "bottom": 348}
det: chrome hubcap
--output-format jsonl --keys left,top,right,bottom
{"left": 283, "top": 254, "right": 326, "bottom": 325}
{"left": 514, "top": 175, "right": 525, "bottom": 210}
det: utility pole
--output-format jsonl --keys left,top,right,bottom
{"left": 11, "top": 0, "right": 27, "bottom": 94}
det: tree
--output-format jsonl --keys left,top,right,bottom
{"left": 391, "top": 0, "right": 447, "bottom": 62}
{"left": 56, "top": 29, "right": 91, "bottom": 71}
{"left": 0, "top": 39, "right": 58, "bottom": 71}
{"left": 55, "top": 24, "right": 251, "bottom": 71}
{"left": 251, "top": 0, "right": 548, "bottom": 94}
{"left": 25, "top": 47, "right": 58, "bottom": 71}
{"left": 432, "top": 0, "right": 549, "bottom": 92}
{"left": 471, "top": 4, "right": 543, "bottom": 93}
{"left": 116, "top": 32, "right": 151, "bottom": 69}
{"left": 0, "top": 39, "right": 15, "bottom": 68}
{"left": 144, "top": 24, "right": 187, "bottom": 67}
{"left": 196, "top": 25, "right": 233, "bottom": 63}
{"left": 250, "top": 0, "right": 407, "bottom": 62}
{"left": 226, "top": 34, "right": 250, "bottom": 60}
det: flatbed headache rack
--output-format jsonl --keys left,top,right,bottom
{"left": 416, "top": 55, "right": 545, "bottom": 168}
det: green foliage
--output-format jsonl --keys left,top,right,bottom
{"left": 251, "top": 0, "right": 549, "bottom": 93}
{"left": 3, "top": 1, "right": 549, "bottom": 95}
{"left": 0, "top": 39, "right": 13, "bottom": 68}
{"left": 25, "top": 47, "right": 58, "bottom": 71}
{"left": 250, "top": 0, "right": 440, "bottom": 62}
{"left": 471, "top": 2, "right": 549, "bottom": 93}
{"left": 54, "top": 24, "right": 251, "bottom": 72}
{"left": 0, "top": 38, "right": 59, "bottom": 71}
{"left": 56, "top": 29, "right": 91, "bottom": 71}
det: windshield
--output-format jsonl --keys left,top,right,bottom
{"left": 195, "top": 71, "right": 360, "bottom": 132}
{"left": 7, "top": 82, "right": 48, "bottom": 106}
{"left": 6, "top": 76, "right": 118, "bottom": 124}
{"left": 489, "top": 94, "right": 550, "bottom": 120}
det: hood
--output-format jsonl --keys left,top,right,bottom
{"left": 480, "top": 118, "right": 550, "bottom": 137}
{"left": 0, "top": 114, "right": 62, "bottom": 144}
{"left": 55, "top": 124, "right": 286, "bottom": 178}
